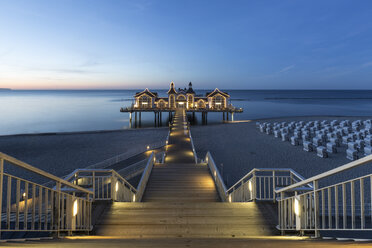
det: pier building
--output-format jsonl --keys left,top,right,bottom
{"left": 120, "top": 81, "right": 243, "bottom": 126}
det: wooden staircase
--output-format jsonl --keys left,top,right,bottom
{"left": 142, "top": 163, "right": 219, "bottom": 202}
{"left": 93, "top": 109, "right": 278, "bottom": 238}
{"left": 94, "top": 201, "right": 277, "bottom": 238}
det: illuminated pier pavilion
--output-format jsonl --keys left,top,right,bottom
{"left": 120, "top": 82, "right": 243, "bottom": 126}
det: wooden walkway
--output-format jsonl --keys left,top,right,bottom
{"left": 93, "top": 109, "right": 277, "bottom": 238}
{"left": 3, "top": 110, "right": 360, "bottom": 246}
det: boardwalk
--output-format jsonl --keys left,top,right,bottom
{"left": 2, "top": 110, "right": 364, "bottom": 246}
{"left": 164, "top": 109, "right": 195, "bottom": 164}
{"left": 93, "top": 109, "right": 277, "bottom": 238}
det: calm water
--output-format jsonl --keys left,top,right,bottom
{"left": 1, "top": 90, "right": 372, "bottom": 135}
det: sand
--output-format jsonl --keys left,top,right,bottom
{"left": 191, "top": 116, "right": 372, "bottom": 188}
{"left": 0, "top": 128, "right": 168, "bottom": 182}
{"left": 2, "top": 115, "right": 372, "bottom": 188}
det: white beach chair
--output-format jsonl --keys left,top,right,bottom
{"left": 348, "top": 142, "right": 358, "bottom": 151}
{"left": 317, "top": 146, "right": 328, "bottom": 158}
{"left": 274, "top": 130, "right": 281, "bottom": 138}
{"left": 329, "top": 137, "right": 340, "bottom": 147}
{"left": 302, "top": 134, "right": 310, "bottom": 142}
{"left": 266, "top": 127, "right": 273, "bottom": 135}
{"left": 312, "top": 137, "right": 322, "bottom": 147}
{"left": 364, "top": 147, "right": 372, "bottom": 156}
{"left": 356, "top": 140, "right": 365, "bottom": 151}
{"left": 364, "top": 138, "right": 372, "bottom": 147}
{"left": 291, "top": 136, "right": 299, "bottom": 146}
{"left": 346, "top": 149, "right": 358, "bottom": 161}
{"left": 326, "top": 143, "right": 337, "bottom": 154}
{"left": 342, "top": 136, "right": 350, "bottom": 145}
{"left": 303, "top": 141, "right": 313, "bottom": 152}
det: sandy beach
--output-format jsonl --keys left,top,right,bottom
{"left": 0, "top": 128, "right": 168, "bottom": 182}
{"left": 191, "top": 116, "right": 372, "bottom": 188}
{"left": 1, "top": 115, "right": 371, "bottom": 188}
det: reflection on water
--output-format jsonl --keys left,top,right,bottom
{"left": 1, "top": 90, "right": 372, "bottom": 135}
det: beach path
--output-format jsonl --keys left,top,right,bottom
{"left": 93, "top": 110, "right": 277, "bottom": 238}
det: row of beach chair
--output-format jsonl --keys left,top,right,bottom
{"left": 257, "top": 119, "right": 372, "bottom": 160}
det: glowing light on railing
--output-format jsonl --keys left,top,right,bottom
{"left": 133, "top": 194, "right": 136, "bottom": 202}
{"left": 294, "top": 198, "right": 300, "bottom": 216}
{"left": 214, "top": 170, "right": 216, "bottom": 177}
{"left": 228, "top": 194, "right": 232, "bottom": 202}
{"left": 147, "top": 145, "right": 150, "bottom": 150}
{"left": 23, "top": 192, "right": 26, "bottom": 198}
{"left": 248, "top": 181, "right": 252, "bottom": 192}
{"left": 73, "top": 200, "right": 78, "bottom": 217}
{"left": 115, "top": 181, "right": 119, "bottom": 192}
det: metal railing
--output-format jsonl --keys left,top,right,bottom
{"left": 84, "top": 141, "right": 165, "bottom": 170}
{"left": 206, "top": 152, "right": 228, "bottom": 201}
{"left": 227, "top": 168, "right": 310, "bottom": 202}
{"left": 205, "top": 152, "right": 308, "bottom": 203}
{"left": 275, "top": 154, "right": 372, "bottom": 236}
{"left": 0, "top": 152, "right": 93, "bottom": 237}
{"left": 64, "top": 152, "right": 155, "bottom": 203}
{"left": 187, "top": 122, "right": 198, "bottom": 164}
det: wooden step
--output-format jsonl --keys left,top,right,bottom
{"left": 94, "top": 202, "right": 278, "bottom": 238}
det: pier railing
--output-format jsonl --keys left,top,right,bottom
{"left": 84, "top": 141, "right": 165, "bottom": 170}
{"left": 0, "top": 152, "right": 93, "bottom": 237}
{"left": 227, "top": 168, "right": 309, "bottom": 202}
{"left": 205, "top": 152, "right": 308, "bottom": 202}
{"left": 275, "top": 154, "right": 372, "bottom": 236}
{"left": 187, "top": 121, "right": 198, "bottom": 164}
{"left": 64, "top": 152, "right": 155, "bottom": 203}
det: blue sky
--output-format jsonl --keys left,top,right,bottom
{"left": 0, "top": 0, "right": 372, "bottom": 89}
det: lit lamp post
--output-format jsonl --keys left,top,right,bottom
{"left": 248, "top": 180, "right": 253, "bottom": 200}
{"left": 72, "top": 199, "right": 78, "bottom": 230}
{"left": 294, "top": 194, "right": 301, "bottom": 231}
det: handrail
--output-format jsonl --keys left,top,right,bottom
{"left": 206, "top": 151, "right": 228, "bottom": 201}
{"left": 66, "top": 153, "right": 155, "bottom": 202}
{"left": 276, "top": 154, "right": 372, "bottom": 194}
{"left": 187, "top": 122, "right": 198, "bottom": 164}
{"left": 204, "top": 151, "right": 308, "bottom": 202}
{"left": 0, "top": 152, "right": 92, "bottom": 195}
{"left": 65, "top": 168, "right": 137, "bottom": 193}
{"left": 0, "top": 152, "right": 92, "bottom": 236}
{"left": 84, "top": 140, "right": 165, "bottom": 170}
{"left": 228, "top": 168, "right": 310, "bottom": 193}
{"left": 135, "top": 152, "right": 155, "bottom": 202}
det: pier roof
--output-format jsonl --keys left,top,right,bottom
{"left": 206, "top": 88, "right": 230, "bottom": 98}
{"left": 135, "top": 88, "right": 158, "bottom": 97}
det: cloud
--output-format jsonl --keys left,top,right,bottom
{"left": 279, "top": 65, "right": 295, "bottom": 73}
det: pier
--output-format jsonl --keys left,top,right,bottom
{"left": 2, "top": 109, "right": 372, "bottom": 246}
{"left": 120, "top": 82, "right": 243, "bottom": 127}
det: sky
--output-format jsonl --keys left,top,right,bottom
{"left": 0, "top": 0, "right": 372, "bottom": 90}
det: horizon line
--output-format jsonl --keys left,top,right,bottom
{"left": 4, "top": 88, "right": 372, "bottom": 91}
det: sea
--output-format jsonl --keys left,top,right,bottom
{"left": 1, "top": 89, "right": 372, "bottom": 135}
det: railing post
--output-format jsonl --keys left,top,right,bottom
{"left": 252, "top": 171, "right": 256, "bottom": 202}
{"left": 295, "top": 192, "right": 301, "bottom": 231}
{"left": 272, "top": 171, "right": 276, "bottom": 203}
{"left": 313, "top": 180, "right": 320, "bottom": 238}
{"left": 56, "top": 181, "right": 61, "bottom": 237}
{"left": 92, "top": 171, "right": 95, "bottom": 201}
{"left": 280, "top": 192, "right": 285, "bottom": 235}
{"left": 0, "top": 158, "right": 3, "bottom": 238}
{"left": 111, "top": 171, "right": 116, "bottom": 201}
